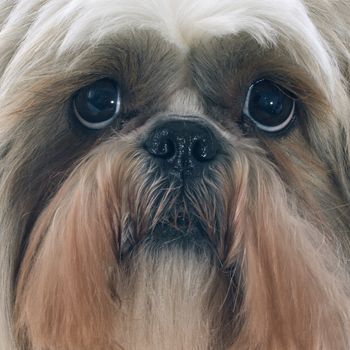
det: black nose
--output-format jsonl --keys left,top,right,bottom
{"left": 144, "top": 119, "right": 219, "bottom": 176}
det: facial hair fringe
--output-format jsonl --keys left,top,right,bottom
{"left": 227, "top": 149, "right": 350, "bottom": 349}
{"left": 116, "top": 243, "right": 233, "bottom": 350}
{"left": 13, "top": 138, "right": 350, "bottom": 350}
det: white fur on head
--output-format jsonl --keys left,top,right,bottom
{"left": 0, "top": 0, "right": 339, "bottom": 96}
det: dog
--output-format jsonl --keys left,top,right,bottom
{"left": 0, "top": 0, "right": 349, "bottom": 349}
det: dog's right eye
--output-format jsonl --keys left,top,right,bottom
{"left": 73, "top": 79, "right": 121, "bottom": 130}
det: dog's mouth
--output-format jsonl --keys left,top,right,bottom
{"left": 120, "top": 194, "right": 224, "bottom": 259}
{"left": 116, "top": 162, "right": 230, "bottom": 258}
{"left": 148, "top": 215, "right": 211, "bottom": 246}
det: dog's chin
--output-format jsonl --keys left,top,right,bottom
{"left": 118, "top": 224, "right": 238, "bottom": 350}
{"left": 116, "top": 210, "right": 241, "bottom": 349}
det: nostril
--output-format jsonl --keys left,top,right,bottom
{"left": 145, "top": 131, "right": 176, "bottom": 160}
{"left": 191, "top": 136, "right": 217, "bottom": 162}
{"left": 154, "top": 138, "right": 176, "bottom": 159}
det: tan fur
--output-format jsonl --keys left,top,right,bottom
{"left": 0, "top": 0, "right": 350, "bottom": 349}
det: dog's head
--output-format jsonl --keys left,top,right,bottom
{"left": 0, "top": 0, "right": 349, "bottom": 349}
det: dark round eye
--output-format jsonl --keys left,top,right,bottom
{"left": 243, "top": 80, "right": 296, "bottom": 133}
{"left": 73, "top": 78, "right": 121, "bottom": 129}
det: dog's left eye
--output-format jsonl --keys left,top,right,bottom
{"left": 243, "top": 80, "right": 296, "bottom": 133}
{"left": 73, "top": 79, "right": 121, "bottom": 130}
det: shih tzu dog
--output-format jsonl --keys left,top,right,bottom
{"left": 0, "top": 0, "right": 350, "bottom": 349}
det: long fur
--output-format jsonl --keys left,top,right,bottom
{"left": 0, "top": 0, "right": 350, "bottom": 349}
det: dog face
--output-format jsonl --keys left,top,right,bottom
{"left": 0, "top": 0, "right": 349, "bottom": 349}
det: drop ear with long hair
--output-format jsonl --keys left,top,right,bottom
{"left": 14, "top": 142, "right": 136, "bottom": 350}
{"left": 226, "top": 149, "right": 350, "bottom": 349}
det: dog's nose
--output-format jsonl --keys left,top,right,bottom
{"left": 144, "top": 119, "right": 219, "bottom": 176}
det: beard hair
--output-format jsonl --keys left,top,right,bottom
{"left": 12, "top": 134, "right": 350, "bottom": 350}
{"left": 117, "top": 244, "right": 233, "bottom": 350}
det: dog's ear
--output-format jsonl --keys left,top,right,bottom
{"left": 298, "top": 2, "right": 350, "bottom": 204}
{"left": 305, "top": 1, "right": 350, "bottom": 78}
{"left": 227, "top": 153, "right": 350, "bottom": 349}
{"left": 325, "top": 50, "right": 350, "bottom": 204}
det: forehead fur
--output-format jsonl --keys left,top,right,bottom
{"left": 0, "top": 0, "right": 338, "bottom": 93}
